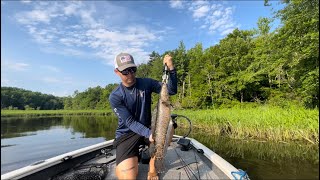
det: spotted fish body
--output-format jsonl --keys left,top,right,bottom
{"left": 150, "top": 81, "right": 173, "bottom": 173}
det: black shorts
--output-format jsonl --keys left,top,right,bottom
{"left": 113, "top": 132, "right": 149, "bottom": 165}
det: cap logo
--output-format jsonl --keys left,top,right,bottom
{"left": 120, "top": 55, "right": 132, "bottom": 63}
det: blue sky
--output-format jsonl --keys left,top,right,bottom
{"left": 1, "top": 1, "right": 283, "bottom": 97}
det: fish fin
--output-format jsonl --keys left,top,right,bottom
{"left": 151, "top": 103, "right": 158, "bottom": 134}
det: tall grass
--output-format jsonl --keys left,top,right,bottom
{"left": 2, "top": 106, "right": 318, "bottom": 144}
{"left": 174, "top": 106, "right": 319, "bottom": 144}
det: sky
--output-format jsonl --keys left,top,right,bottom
{"left": 1, "top": 0, "right": 283, "bottom": 97}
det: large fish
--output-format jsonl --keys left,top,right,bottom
{"left": 149, "top": 65, "right": 174, "bottom": 173}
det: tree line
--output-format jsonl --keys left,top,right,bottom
{"left": 1, "top": 0, "right": 318, "bottom": 110}
{"left": 1, "top": 87, "right": 64, "bottom": 110}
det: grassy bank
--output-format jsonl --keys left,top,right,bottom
{"left": 174, "top": 106, "right": 319, "bottom": 144}
{"left": 2, "top": 106, "right": 319, "bottom": 144}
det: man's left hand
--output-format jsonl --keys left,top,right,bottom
{"left": 163, "top": 54, "right": 174, "bottom": 70}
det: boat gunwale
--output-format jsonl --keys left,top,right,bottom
{"left": 1, "top": 140, "right": 114, "bottom": 180}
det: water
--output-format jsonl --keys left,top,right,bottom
{"left": 1, "top": 116, "right": 117, "bottom": 174}
{"left": 1, "top": 116, "right": 319, "bottom": 179}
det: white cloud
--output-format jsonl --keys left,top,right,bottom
{"left": 5, "top": 62, "right": 30, "bottom": 71}
{"left": 16, "top": 9, "right": 51, "bottom": 24}
{"left": 14, "top": 1, "right": 165, "bottom": 66}
{"left": 169, "top": 0, "right": 184, "bottom": 9}
{"left": 21, "top": 1, "right": 32, "bottom": 4}
{"left": 63, "top": 2, "right": 82, "bottom": 16}
{"left": 193, "top": 5, "right": 210, "bottom": 19}
{"left": 170, "top": 1, "right": 238, "bottom": 36}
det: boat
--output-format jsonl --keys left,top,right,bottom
{"left": 1, "top": 135, "right": 249, "bottom": 180}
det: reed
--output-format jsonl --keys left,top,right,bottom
{"left": 173, "top": 106, "right": 319, "bottom": 144}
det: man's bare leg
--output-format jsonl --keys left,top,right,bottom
{"left": 148, "top": 156, "right": 159, "bottom": 180}
{"left": 116, "top": 157, "right": 139, "bottom": 180}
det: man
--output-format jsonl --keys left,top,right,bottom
{"left": 109, "top": 52, "right": 177, "bottom": 180}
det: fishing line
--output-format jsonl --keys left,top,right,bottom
{"left": 174, "top": 148, "right": 199, "bottom": 180}
{"left": 174, "top": 148, "right": 192, "bottom": 180}
{"left": 192, "top": 147, "right": 201, "bottom": 180}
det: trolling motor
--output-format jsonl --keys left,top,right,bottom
{"left": 171, "top": 114, "right": 192, "bottom": 151}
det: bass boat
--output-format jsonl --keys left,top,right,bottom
{"left": 1, "top": 136, "right": 249, "bottom": 180}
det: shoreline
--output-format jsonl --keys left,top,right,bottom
{"left": 1, "top": 107, "right": 319, "bottom": 144}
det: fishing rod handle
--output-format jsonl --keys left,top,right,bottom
{"left": 162, "top": 63, "right": 169, "bottom": 83}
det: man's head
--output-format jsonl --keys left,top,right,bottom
{"left": 114, "top": 52, "right": 137, "bottom": 87}
{"left": 114, "top": 52, "right": 137, "bottom": 71}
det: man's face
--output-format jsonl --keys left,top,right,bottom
{"left": 115, "top": 67, "right": 137, "bottom": 87}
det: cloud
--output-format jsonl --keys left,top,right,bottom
{"left": 170, "top": 1, "right": 238, "bottom": 36}
{"left": 193, "top": 5, "right": 210, "bottom": 19}
{"left": 21, "top": 1, "right": 32, "bottom": 4}
{"left": 169, "top": 0, "right": 184, "bottom": 9}
{"left": 16, "top": 9, "right": 52, "bottom": 25}
{"left": 14, "top": 1, "right": 166, "bottom": 66}
{"left": 4, "top": 62, "right": 30, "bottom": 71}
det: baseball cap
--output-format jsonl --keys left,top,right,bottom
{"left": 114, "top": 52, "right": 137, "bottom": 71}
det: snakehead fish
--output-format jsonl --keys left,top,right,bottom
{"left": 149, "top": 65, "right": 174, "bottom": 173}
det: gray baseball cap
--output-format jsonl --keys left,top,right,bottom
{"left": 114, "top": 52, "right": 137, "bottom": 71}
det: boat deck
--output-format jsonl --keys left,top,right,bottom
{"left": 1, "top": 137, "right": 244, "bottom": 180}
{"left": 91, "top": 139, "right": 229, "bottom": 179}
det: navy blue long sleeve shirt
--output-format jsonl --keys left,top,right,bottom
{"left": 109, "top": 70, "right": 177, "bottom": 139}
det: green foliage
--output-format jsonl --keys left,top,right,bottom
{"left": 64, "top": 84, "right": 118, "bottom": 110}
{"left": 1, "top": 87, "right": 64, "bottom": 110}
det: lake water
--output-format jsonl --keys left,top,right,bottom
{"left": 1, "top": 115, "right": 319, "bottom": 179}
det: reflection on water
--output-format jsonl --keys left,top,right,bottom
{"left": 1, "top": 115, "right": 319, "bottom": 179}
{"left": 1, "top": 115, "right": 118, "bottom": 174}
